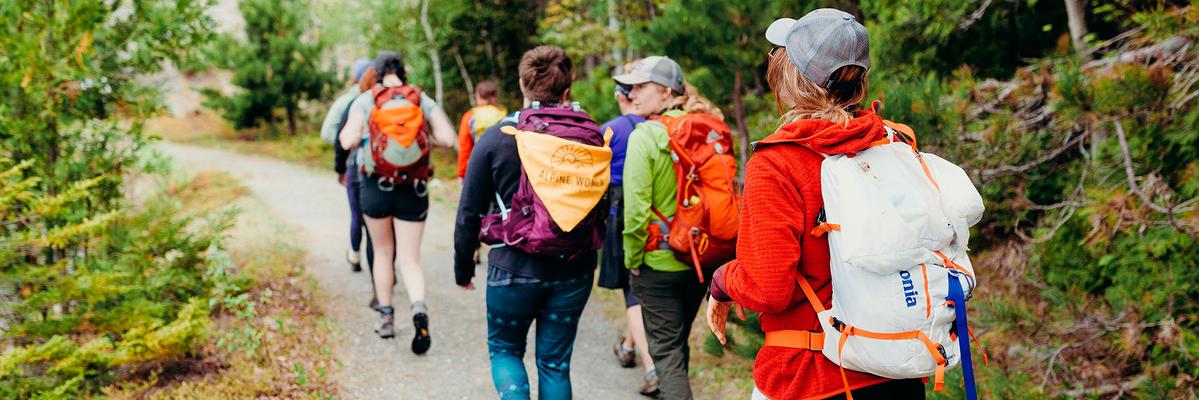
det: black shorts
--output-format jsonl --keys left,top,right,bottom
{"left": 358, "top": 175, "right": 430, "bottom": 222}
{"left": 599, "top": 185, "right": 639, "bottom": 308}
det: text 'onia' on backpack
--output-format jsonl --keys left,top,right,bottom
{"left": 643, "top": 113, "right": 740, "bottom": 283}
{"left": 363, "top": 85, "right": 432, "bottom": 192}
{"left": 768, "top": 115, "right": 988, "bottom": 400}
{"left": 479, "top": 102, "right": 612, "bottom": 261}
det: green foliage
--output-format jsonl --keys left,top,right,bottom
{"left": 572, "top": 66, "right": 619, "bottom": 123}
{"left": 0, "top": 158, "right": 243, "bottom": 398}
{"left": 0, "top": 0, "right": 212, "bottom": 202}
{"left": 203, "top": 0, "right": 336, "bottom": 136}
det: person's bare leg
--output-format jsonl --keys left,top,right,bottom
{"left": 393, "top": 219, "right": 426, "bottom": 304}
{"left": 364, "top": 216, "right": 396, "bottom": 307}
{"left": 627, "top": 305, "right": 655, "bottom": 372}
{"left": 394, "top": 218, "right": 431, "bottom": 354}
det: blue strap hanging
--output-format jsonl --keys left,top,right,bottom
{"left": 948, "top": 274, "right": 977, "bottom": 400}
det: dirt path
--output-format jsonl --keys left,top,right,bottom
{"left": 160, "top": 143, "right": 646, "bottom": 399}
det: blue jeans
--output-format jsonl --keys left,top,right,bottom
{"left": 486, "top": 273, "right": 593, "bottom": 400}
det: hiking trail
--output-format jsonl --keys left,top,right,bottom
{"left": 160, "top": 143, "right": 645, "bottom": 399}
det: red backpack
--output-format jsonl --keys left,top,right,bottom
{"left": 362, "top": 85, "right": 432, "bottom": 187}
{"left": 646, "top": 113, "right": 741, "bottom": 282}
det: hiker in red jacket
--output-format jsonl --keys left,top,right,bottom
{"left": 705, "top": 9, "right": 926, "bottom": 399}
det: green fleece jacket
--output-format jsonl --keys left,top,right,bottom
{"left": 622, "top": 109, "right": 689, "bottom": 272}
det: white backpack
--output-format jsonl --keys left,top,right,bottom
{"left": 801, "top": 126, "right": 985, "bottom": 398}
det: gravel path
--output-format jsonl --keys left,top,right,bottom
{"left": 161, "top": 143, "right": 647, "bottom": 399}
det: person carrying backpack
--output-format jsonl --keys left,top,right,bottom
{"left": 453, "top": 45, "right": 610, "bottom": 400}
{"left": 324, "top": 59, "right": 375, "bottom": 277}
{"left": 456, "top": 80, "right": 508, "bottom": 182}
{"left": 706, "top": 9, "right": 985, "bottom": 400}
{"left": 338, "top": 51, "right": 456, "bottom": 354}
{"left": 596, "top": 60, "right": 658, "bottom": 396}
{"left": 618, "top": 55, "right": 736, "bottom": 400}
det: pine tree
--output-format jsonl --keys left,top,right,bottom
{"left": 204, "top": 0, "right": 335, "bottom": 136}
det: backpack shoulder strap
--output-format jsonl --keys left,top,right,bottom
{"left": 398, "top": 85, "right": 422, "bottom": 106}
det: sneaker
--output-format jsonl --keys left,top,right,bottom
{"left": 374, "top": 309, "right": 395, "bottom": 339}
{"left": 639, "top": 369, "right": 660, "bottom": 397}
{"left": 411, "top": 311, "right": 431, "bottom": 354}
{"left": 347, "top": 248, "right": 362, "bottom": 272}
{"left": 613, "top": 337, "right": 636, "bottom": 368}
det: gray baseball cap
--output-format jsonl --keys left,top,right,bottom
{"left": 765, "top": 8, "right": 870, "bottom": 88}
{"left": 613, "top": 56, "right": 685, "bottom": 94}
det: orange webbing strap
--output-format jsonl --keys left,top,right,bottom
{"left": 763, "top": 330, "right": 824, "bottom": 351}
{"left": 920, "top": 264, "right": 931, "bottom": 318}
{"left": 809, "top": 222, "right": 841, "bottom": 237}
{"left": 916, "top": 154, "right": 941, "bottom": 192}
{"left": 868, "top": 138, "right": 893, "bottom": 148}
{"left": 883, "top": 120, "right": 918, "bottom": 148}
{"left": 934, "top": 251, "right": 975, "bottom": 279}
{"left": 837, "top": 331, "right": 855, "bottom": 400}
{"left": 796, "top": 275, "right": 826, "bottom": 314}
{"left": 834, "top": 323, "right": 950, "bottom": 399}
{"left": 687, "top": 230, "right": 705, "bottom": 283}
{"left": 651, "top": 207, "right": 670, "bottom": 224}
{"left": 968, "top": 327, "right": 990, "bottom": 366}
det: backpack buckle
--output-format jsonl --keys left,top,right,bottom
{"left": 831, "top": 317, "right": 847, "bottom": 333}
{"left": 413, "top": 179, "right": 428, "bottom": 198}
{"left": 377, "top": 177, "right": 396, "bottom": 192}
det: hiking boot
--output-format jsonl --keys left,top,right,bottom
{"left": 347, "top": 248, "right": 362, "bottom": 272}
{"left": 613, "top": 337, "right": 636, "bottom": 368}
{"left": 639, "top": 369, "right": 660, "bottom": 397}
{"left": 411, "top": 302, "right": 431, "bottom": 354}
{"left": 374, "top": 308, "right": 395, "bottom": 339}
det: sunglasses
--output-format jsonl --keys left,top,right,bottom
{"left": 615, "top": 84, "right": 632, "bottom": 97}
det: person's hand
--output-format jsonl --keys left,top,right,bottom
{"left": 706, "top": 296, "right": 745, "bottom": 345}
{"left": 459, "top": 282, "right": 476, "bottom": 291}
{"left": 337, "top": 173, "right": 347, "bottom": 187}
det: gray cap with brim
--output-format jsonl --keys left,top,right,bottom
{"left": 613, "top": 56, "right": 686, "bottom": 94}
{"left": 765, "top": 8, "right": 870, "bottom": 88}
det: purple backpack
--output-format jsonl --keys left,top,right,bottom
{"left": 479, "top": 103, "right": 608, "bottom": 260}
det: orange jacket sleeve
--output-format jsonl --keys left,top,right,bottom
{"left": 456, "top": 108, "right": 474, "bottom": 178}
{"left": 721, "top": 150, "right": 805, "bottom": 313}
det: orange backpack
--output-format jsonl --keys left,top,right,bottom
{"left": 647, "top": 113, "right": 740, "bottom": 282}
{"left": 363, "top": 85, "right": 431, "bottom": 186}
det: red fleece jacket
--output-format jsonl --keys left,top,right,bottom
{"left": 714, "top": 111, "right": 896, "bottom": 399}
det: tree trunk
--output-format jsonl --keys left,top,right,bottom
{"left": 1063, "top": 0, "right": 1089, "bottom": 54}
{"left": 286, "top": 106, "right": 298, "bottom": 136}
{"left": 454, "top": 49, "right": 476, "bottom": 107}
{"left": 608, "top": 0, "right": 623, "bottom": 65}
{"left": 732, "top": 70, "right": 750, "bottom": 184}
{"left": 420, "top": 0, "right": 444, "bottom": 104}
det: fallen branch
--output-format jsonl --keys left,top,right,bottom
{"left": 977, "top": 132, "right": 1087, "bottom": 180}
{"left": 1055, "top": 375, "right": 1148, "bottom": 398}
{"left": 1084, "top": 36, "right": 1191, "bottom": 71}
{"left": 1113, "top": 119, "right": 1198, "bottom": 237}
{"left": 958, "top": 0, "right": 993, "bottom": 30}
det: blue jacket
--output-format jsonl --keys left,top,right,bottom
{"left": 600, "top": 114, "right": 646, "bottom": 186}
